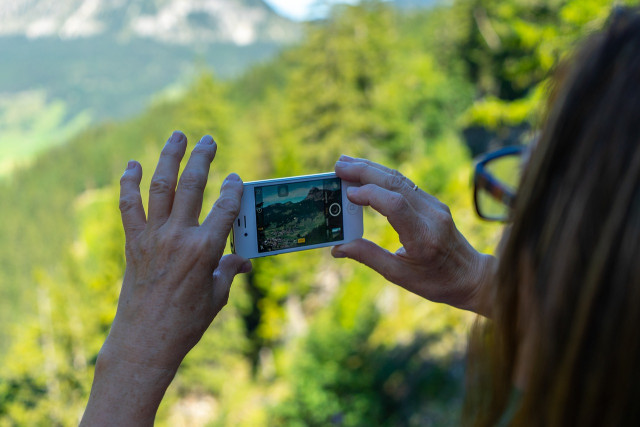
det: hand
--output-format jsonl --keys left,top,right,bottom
{"left": 333, "top": 156, "right": 495, "bottom": 316}
{"left": 82, "top": 131, "right": 251, "bottom": 426}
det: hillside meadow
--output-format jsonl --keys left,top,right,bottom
{"left": 0, "top": 0, "right": 627, "bottom": 424}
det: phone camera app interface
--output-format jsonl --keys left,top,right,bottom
{"left": 255, "top": 178, "right": 344, "bottom": 253}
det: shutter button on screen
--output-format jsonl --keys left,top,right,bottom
{"left": 329, "top": 203, "right": 342, "bottom": 217}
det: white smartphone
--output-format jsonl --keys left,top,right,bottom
{"left": 231, "top": 172, "right": 363, "bottom": 259}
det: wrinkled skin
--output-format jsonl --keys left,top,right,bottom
{"left": 82, "top": 132, "right": 251, "bottom": 426}
{"left": 333, "top": 155, "right": 495, "bottom": 316}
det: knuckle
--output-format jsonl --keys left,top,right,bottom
{"left": 432, "top": 206, "right": 452, "bottom": 227}
{"left": 119, "top": 195, "right": 139, "bottom": 212}
{"left": 149, "top": 177, "right": 174, "bottom": 196}
{"left": 126, "top": 240, "right": 145, "bottom": 264}
{"left": 192, "top": 236, "right": 210, "bottom": 256}
{"left": 159, "top": 226, "right": 183, "bottom": 250}
{"left": 388, "top": 193, "right": 408, "bottom": 213}
{"left": 350, "top": 161, "right": 368, "bottom": 177}
{"left": 385, "top": 173, "right": 405, "bottom": 192}
{"left": 359, "top": 161, "right": 372, "bottom": 175}
{"left": 179, "top": 171, "right": 207, "bottom": 192}
{"left": 439, "top": 202, "right": 452, "bottom": 217}
{"left": 389, "top": 167, "right": 403, "bottom": 178}
{"left": 120, "top": 172, "right": 133, "bottom": 186}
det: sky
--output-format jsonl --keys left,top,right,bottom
{"left": 260, "top": 178, "right": 340, "bottom": 207}
{"left": 260, "top": 181, "right": 320, "bottom": 207}
{"left": 263, "top": 0, "right": 361, "bottom": 21}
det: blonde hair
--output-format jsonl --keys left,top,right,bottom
{"left": 464, "top": 8, "right": 640, "bottom": 426}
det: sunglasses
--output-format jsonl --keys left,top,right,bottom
{"left": 473, "top": 146, "right": 526, "bottom": 222}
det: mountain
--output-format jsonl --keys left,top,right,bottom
{"left": 0, "top": 0, "right": 298, "bottom": 46}
{"left": 0, "top": 0, "right": 301, "bottom": 177}
{"left": 305, "top": 187, "right": 324, "bottom": 202}
{"left": 0, "top": 0, "right": 438, "bottom": 178}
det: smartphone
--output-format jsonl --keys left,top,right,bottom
{"left": 231, "top": 172, "right": 363, "bottom": 258}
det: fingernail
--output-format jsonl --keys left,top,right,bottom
{"left": 199, "top": 135, "right": 215, "bottom": 145}
{"left": 126, "top": 160, "right": 136, "bottom": 170}
{"left": 339, "top": 155, "right": 356, "bottom": 162}
{"left": 347, "top": 187, "right": 359, "bottom": 197}
{"left": 335, "top": 161, "right": 350, "bottom": 169}
{"left": 170, "top": 131, "right": 185, "bottom": 143}
{"left": 225, "top": 173, "right": 241, "bottom": 182}
{"left": 333, "top": 250, "right": 346, "bottom": 259}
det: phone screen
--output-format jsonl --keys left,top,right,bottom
{"left": 254, "top": 177, "right": 344, "bottom": 253}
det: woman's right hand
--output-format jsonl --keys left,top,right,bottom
{"left": 334, "top": 156, "right": 496, "bottom": 317}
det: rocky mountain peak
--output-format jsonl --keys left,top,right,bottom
{"left": 0, "top": 0, "right": 300, "bottom": 45}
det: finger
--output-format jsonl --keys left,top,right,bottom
{"left": 335, "top": 159, "right": 416, "bottom": 197}
{"left": 346, "top": 184, "right": 416, "bottom": 237}
{"left": 201, "top": 173, "right": 243, "bottom": 255}
{"left": 147, "top": 131, "right": 188, "bottom": 226}
{"left": 338, "top": 155, "right": 415, "bottom": 187}
{"left": 171, "top": 135, "right": 217, "bottom": 225}
{"left": 336, "top": 156, "right": 443, "bottom": 209}
{"left": 119, "top": 160, "right": 146, "bottom": 240}
{"left": 332, "top": 239, "right": 402, "bottom": 283}
{"left": 212, "top": 254, "right": 252, "bottom": 310}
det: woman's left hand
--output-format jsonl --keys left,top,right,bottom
{"left": 334, "top": 156, "right": 496, "bottom": 316}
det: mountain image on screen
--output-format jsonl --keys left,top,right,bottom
{"left": 260, "top": 186, "right": 340, "bottom": 251}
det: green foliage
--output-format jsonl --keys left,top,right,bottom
{"left": 458, "top": 0, "right": 631, "bottom": 129}
{"left": 0, "top": 91, "right": 91, "bottom": 177}
{"left": 272, "top": 281, "right": 466, "bottom": 426}
{"left": 0, "top": 0, "right": 621, "bottom": 425}
{"left": 0, "top": 188, "right": 123, "bottom": 425}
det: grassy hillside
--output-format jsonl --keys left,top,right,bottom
{"left": 0, "top": 91, "right": 91, "bottom": 176}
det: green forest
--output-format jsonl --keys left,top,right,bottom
{"left": 0, "top": 0, "right": 628, "bottom": 425}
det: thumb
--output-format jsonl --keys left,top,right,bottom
{"left": 212, "top": 254, "right": 252, "bottom": 310}
{"left": 332, "top": 238, "right": 400, "bottom": 283}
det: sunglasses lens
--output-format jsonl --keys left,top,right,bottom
{"left": 477, "top": 186, "right": 509, "bottom": 220}
{"left": 476, "top": 154, "right": 521, "bottom": 221}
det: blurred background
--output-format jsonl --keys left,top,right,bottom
{"left": 0, "top": 0, "right": 628, "bottom": 425}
